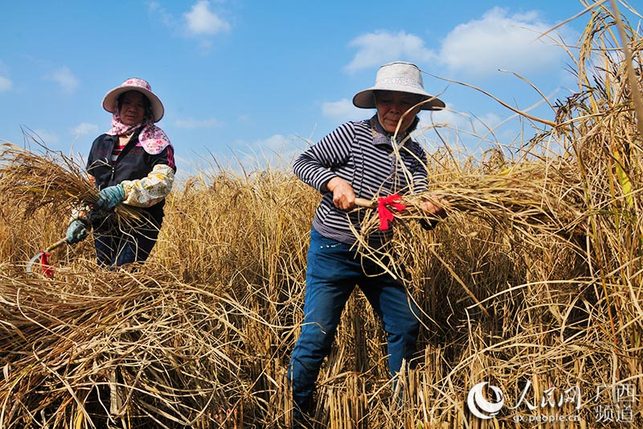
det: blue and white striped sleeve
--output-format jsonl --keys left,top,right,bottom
{"left": 410, "top": 144, "right": 429, "bottom": 194}
{"left": 293, "top": 122, "right": 355, "bottom": 192}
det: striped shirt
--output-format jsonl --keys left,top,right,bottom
{"left": 111, "top": 135, "right": 131, "bottom": 162}
{"left": 293, "top": 115, "right": 428, "bottom": 244}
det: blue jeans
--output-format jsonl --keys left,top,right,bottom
{"left": 289, "top": 228, "right": 420, "bottom": 409}
{"left": 94, "top": 223, "right": 160, "bottom": 267}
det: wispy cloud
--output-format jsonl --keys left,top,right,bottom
{"left": 184, "top": 1, "right": 230, "bottom": 36}
{"left": 32, "top": 129, "right": 60, "bottom": 145}
{"left": 426, "top": 108, "right": 503, "bottom": 134}
{"left": 231, "top": 134, "right": 306, "bottom": 170}
{"left": 259, "top": 134, "right": 295, "bottom": 153}
{"left": 71, "top": 122, "right": 99, "bottom": 140}
{"left": 175, "top": 117, "right": 222, "bottom": 129}
{"left": 321, "top": 98, "right": 362, "bottom": 121}
{"left": 345, "top": 31, "right": 436, "bottom": 73}
{"left": 147, "top": 1, "right": 174, "bottom": 27}
{"left": 46, "top": 66, "right": 79, "bottom": 93}
{"left": 414, "top": 107, "right": 524, "bottom": 152}
{"left": 0, "top": 75, "right": 12, "bottom": 92}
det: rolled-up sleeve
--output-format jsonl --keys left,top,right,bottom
{"left": 293, "top": 122, "right": 354, "bottom": 193}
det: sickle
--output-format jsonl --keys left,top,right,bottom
{"left": 26, "top": 237, "right": 68, "bottom": 277}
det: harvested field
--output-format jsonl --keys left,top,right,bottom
{"left": 0, "top": 3, "right": 641, "bottom": 428}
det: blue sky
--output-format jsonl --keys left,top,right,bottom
{"left": 0, "top": 1, "right": 638, "bottom": 175}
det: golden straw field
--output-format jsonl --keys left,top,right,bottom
{"left": 1, "top": 3, "right": 642, "bottom": 428}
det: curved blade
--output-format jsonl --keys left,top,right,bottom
{"left": 26, "top": 251, "right": 44, "bottom": 274}
{"left": 25, "top": 237, "right": 67, "bottom": 275}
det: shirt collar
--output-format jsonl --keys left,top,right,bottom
{"left": 369, "top": 115, "right": 415, "bottom": 148}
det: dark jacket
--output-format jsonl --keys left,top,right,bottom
{"left": 86, "top": 130, "right": 176, "bottom": 228}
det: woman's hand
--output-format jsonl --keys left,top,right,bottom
{"left": 420, "top": 194, "right": 448, "bottom": 218}
{"left": 326, "top": 177, "right": 356, "bottom": 210}
{"left": 96, "top": 184, "right": 126, "bottom": 211}
{"left": 66, "top": 219, "right": 89, "bottom": 244}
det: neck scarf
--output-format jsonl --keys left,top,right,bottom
{"left": 106, "top": 112, "right": 172, "bottom": 155}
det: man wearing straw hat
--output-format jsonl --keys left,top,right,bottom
{"left": 289, "top": 61, "right": 445, "bottom": 425}
{"left": 66, "top": 77, "right": 176, "bottom": 266}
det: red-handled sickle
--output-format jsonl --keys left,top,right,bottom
{"left": 24, "top": 205, "right": 110, "bottom": 277}
{"left": 26, "top": 237, "right": 68, "bottom": 277}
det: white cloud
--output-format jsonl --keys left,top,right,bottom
{"left": 439, "top": 8, "right": 569, "bottom": 76}
{"left": 184, "top": 1, "right": 230, "bottom": 36}
{"left": 231, "top": 134, "right": 307, "bottom": 170}
{"left": 47, "top": 66, "right": 79, "bottom": 93}
{"left": 321, "top": 99, "right": 362, "bottom": 121}
{"left": 0, "top": 75, "right": 12, "bottom": 92}
{"left": 71, "top": 122, "right": 99, "bottom": 140}
{"left": 148, "top": 1, "right": 230, "bottom": 52}
{"left": 32, "top": 129, "right": 60, "bottom": 145}
{"left": 175, "top": 117, "right": 222, "bottom": 129}
{"left": 345, "top": 31, "right": 436, "bottom": 73}
{"left": 147, "top": 1, "right": 174, "bottom": 27}
{"left": 414, "top": 107, "right": 528, "bottom": 152}
{"left": 258, "top": 134, "right": 292, "bottom": 152}
{"left": 344, "top": 8, "right": 574, "bottom": 79}
{"left": 422, "top": 109, "right": 461, "bottom": 130}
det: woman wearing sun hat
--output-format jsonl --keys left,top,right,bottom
{"left": 289, "top": 61, "right": 445, "bottom": 423}
{"left": 65, "top": 77, "right": 176, "bottom": 266}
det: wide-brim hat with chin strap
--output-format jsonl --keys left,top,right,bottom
{"left": 102, "top": 77, "right": 165, "bottom": 122}
{"left": 352, "top": 61, "right": 445, "bottom": 111}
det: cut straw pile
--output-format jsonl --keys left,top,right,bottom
{"left": 0, "top": 263, "right": 256, "bottom": 429}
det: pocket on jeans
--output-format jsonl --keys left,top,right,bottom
{"left": 307, "top": 230, "right": 351, "bottom": 279}
{"left": 311, "top": 229, "right": 345, "bottom": 250}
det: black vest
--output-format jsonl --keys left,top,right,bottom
{"left": 86, "top": 131, "right": 171, "bottom": 227}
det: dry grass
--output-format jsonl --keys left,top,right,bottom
{"left": 0, "top": 2, "right": 642, "bottom": 428}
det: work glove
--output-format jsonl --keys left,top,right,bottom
{"left": 66, "top": 219, "right": 88, "bottom": 244}
{"left": 96, "top": 184, "right": 125, "bottom": 211}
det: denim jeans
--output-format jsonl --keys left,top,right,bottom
{"left": 289, "top": 228, "right": 420, "bottom": 409}
{"left": 94, "top": 223, "right": 160, "bottom": 267}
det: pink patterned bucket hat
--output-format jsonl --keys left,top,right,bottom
{"left": 102, "top": 78, "right": 165, "bottom": 122}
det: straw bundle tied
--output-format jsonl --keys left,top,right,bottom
{"left": 350, "top": 157, "right": 593, "bottom": 285}
{"left": 0, "top": 143, "right": 142, "bottom": 225}
{"left": 361, "top": 159, "right": 586, "bottom": 233}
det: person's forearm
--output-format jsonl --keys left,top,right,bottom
{"left": 120, "top": 164, "right": 175, "bottom": 207}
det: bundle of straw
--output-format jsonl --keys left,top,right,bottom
{"left": 0, "top": 143, "right": 142, "bottom": 223}
{"left": 355, "top": 159, "right": 588, "bottom": 248}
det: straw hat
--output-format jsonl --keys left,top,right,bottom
{"left": 102, "top": 77, "right": 165, "bottom": 122}
{"left": 352, "top": 61, "right": 445, "bottom": 111}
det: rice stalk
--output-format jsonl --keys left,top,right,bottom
{"left": 0, "top": 1, "right": 641, "bottom": 428}
{"left": 0, "top": 143, "right": 143, "bottom": 225}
